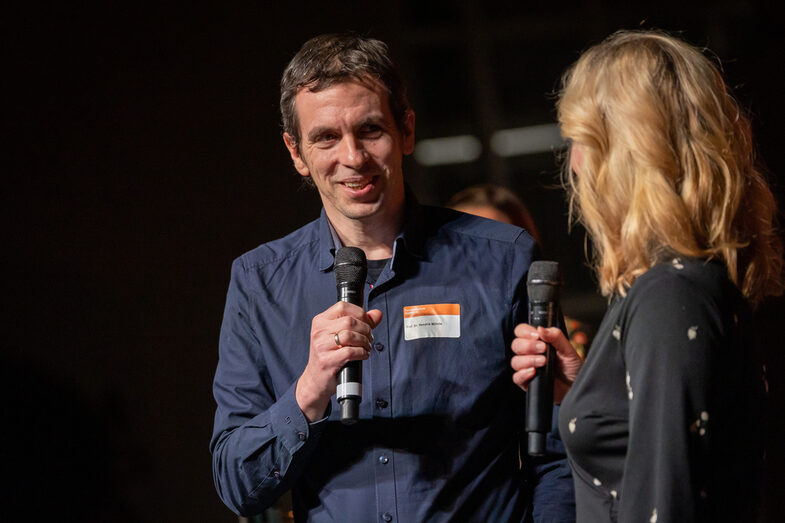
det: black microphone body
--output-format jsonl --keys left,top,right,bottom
{"left": 525, "top": 261, "right": 561, "bottom": 455}
{"left": 334, "top": 247, "right": 367, "bottom": 425}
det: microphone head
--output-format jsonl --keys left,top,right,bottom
{"left": 527, "top": 261, "right": 561, "bottom": 303}
{"left": 334, "top": 246, "right": 368, "bottom": 285}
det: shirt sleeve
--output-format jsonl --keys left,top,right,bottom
{"left": 527, "top": 406, "right": 577, "bottom": 522}
{"left": 209, "top": 257, "right": 328, "bottom": 516}
{"left": 617, "top": 272, "right": 720, "bottom": 522}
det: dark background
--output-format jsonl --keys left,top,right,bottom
{"left": 5, "top": 1, "right": 784, "bottom": 521}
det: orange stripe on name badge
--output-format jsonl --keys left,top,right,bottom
{"left": 403, "top": 303, "right": 461, "bottom": 340}
{"left": 403, "top": 303, "right": 460, "bottom": 318}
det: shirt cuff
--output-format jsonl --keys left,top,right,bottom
{"left": 268, "top": 380, "right": 330, "bottom": 455}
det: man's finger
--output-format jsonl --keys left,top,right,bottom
{"left": 322, "top": 300, "right": 367, "bottom": 320}
{"left": 366, "top": 308, "right": 383, "bottom": 328}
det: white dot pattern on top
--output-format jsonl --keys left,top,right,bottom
{"left": 689, "top": 410, "right": 710, "bottom": 436}
{"left": 557, "top": 257, "right": 758, "bottom": 521}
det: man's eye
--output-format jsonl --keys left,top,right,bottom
{"left": 313, "top": 133, "right": 339, "bottom": 146}
{"left": 361, "top": 125, "right": 383, "bottom": 138}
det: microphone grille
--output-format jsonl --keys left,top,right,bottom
{"left": 527, "top": 261, "right": 560, "bottom": 302}
{"left": 334, "top": 246, "right": 368, "bottom": 283}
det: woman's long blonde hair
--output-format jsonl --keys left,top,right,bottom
{"left": 557, "top": 30, "right": 782, "bottom": 306}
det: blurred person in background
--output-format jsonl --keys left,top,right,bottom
{"left": 448, "top": 184, "right": 542, "bottom": 246}
{"left": 448, "top": 184, "right": 591, "bottom": 356}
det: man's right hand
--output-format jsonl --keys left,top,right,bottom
{"left": 296, "top": 302, "right": 383, "bottom": 422}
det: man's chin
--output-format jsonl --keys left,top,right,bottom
{"left": 337, "top": 201, "right": 383, "bottom": 221}
{"left": 343, "top": 209, "right": 381, "bottom": 221}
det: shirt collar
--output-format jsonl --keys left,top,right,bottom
{"left": 317, "top": 184, "right": 426, "bottom": 272}
{"left": 394, "top": 185, "right": 426, "bottom": 263}
{"left": 318, "top": 209, "right": 340, "bottom": 271}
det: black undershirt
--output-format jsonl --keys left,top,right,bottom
{"left": 366, "top": 258, "right": 390, "bottom": 286}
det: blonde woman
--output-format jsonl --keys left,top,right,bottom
{"left": 511, "top": 30, "right": 783, "bottom": 521}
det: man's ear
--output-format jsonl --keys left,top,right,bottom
{"left": 283, "top": 133, "right": 310, "bottom": 177}
{"left": 401, "top": 109, "right": 416, "bottom": 155}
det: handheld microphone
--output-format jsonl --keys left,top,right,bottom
{"left": 334, "top": 246, "right": 367, "bottom": 425}
{"left": 525, "top": 261, "right": 561, "bottom": 456}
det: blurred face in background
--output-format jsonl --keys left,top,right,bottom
{"left": 452, "top": 204, "right": 512, "bottom": 224}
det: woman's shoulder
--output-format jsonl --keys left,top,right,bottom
{"left": 616, "top": 257, "right": 746, "bottom": 364}
{"left": 628, "top": 256, "right": 732, "bottom": 303}
{"left": 616, "top": 256, "right": 746, "bottom": 335}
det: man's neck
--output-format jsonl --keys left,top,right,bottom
{"left": 327, "top": 210, "right": 404, "bottom": 260}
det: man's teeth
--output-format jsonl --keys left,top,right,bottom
{"left": 344, "top": 182, "right": 368, "bottom": 189}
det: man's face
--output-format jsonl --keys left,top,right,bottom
{"left": 283, "top": 79, "right": 415, "bottom": 225}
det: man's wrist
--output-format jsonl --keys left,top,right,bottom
{"left": 295, "top": 376, "right": 331, "bottom": 423}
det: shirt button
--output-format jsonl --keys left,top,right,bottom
{"left": 297, "top": 431, "right": 306, "bottom": 441}
{"left": 378, "top": 455, "right": 389, "bottom": 465}
{"left": 381, "top": 513, "right": 393, "bottom": 522}
{"left": 373, "top": 342, "right": 384, "bottom": 352}
{"left": 376, "top": 399, "right": 388, "bottom": 409}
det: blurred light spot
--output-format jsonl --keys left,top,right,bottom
{"left": 490, "top": 124, "right": 564, "bottom": 157}
{"left": 414, "top": 135, "right": 482, "bottom": 166}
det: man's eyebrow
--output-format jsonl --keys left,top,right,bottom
{"left": 355, "top": 115, "right": 387, "bottom": 128}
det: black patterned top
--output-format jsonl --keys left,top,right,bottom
{"left": 559, "top": 257, "right": 763, "bottom": 522}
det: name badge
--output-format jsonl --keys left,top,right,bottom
{"left": 403, "top": 303, "right": 460, "bottom": 341}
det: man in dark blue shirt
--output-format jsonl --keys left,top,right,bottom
{"left": 210, "top": 33, "right": 575, "bottom": 522}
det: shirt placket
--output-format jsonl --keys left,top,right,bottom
{"left": 368, "top": 284, "right": 397, "bottom": 523}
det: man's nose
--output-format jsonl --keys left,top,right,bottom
{"left": 339, "top": 135, "right": 367, "bottom": 169}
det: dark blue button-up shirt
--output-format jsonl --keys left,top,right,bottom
{"left": 211, "top": 196, "right": 575, "bottom": 522}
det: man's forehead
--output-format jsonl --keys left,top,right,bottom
{"left": 293, "top": 78, "right": 393, "bottom": 126}
{"left": 298, "top": 75, "right": 385, "bottom": 97}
